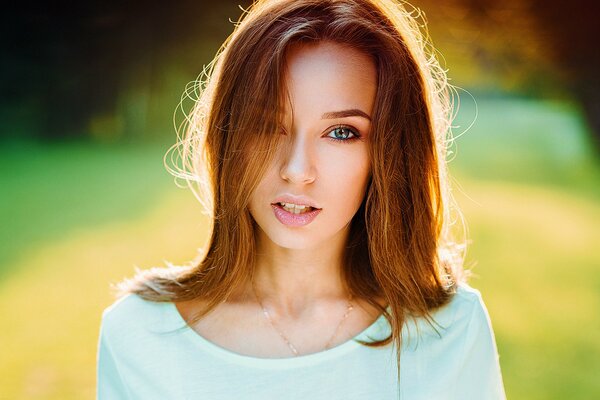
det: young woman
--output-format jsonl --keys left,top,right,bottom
{"left": 97, "top": 0, "right": 506, "bottom": 398}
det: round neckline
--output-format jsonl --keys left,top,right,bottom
{"left": 166, "top": 301, "right": 390, "bottom": 369}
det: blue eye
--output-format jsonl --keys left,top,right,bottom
{"left": 326, "top": 125, "right": 360, "bottom": 143}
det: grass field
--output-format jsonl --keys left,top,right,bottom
{"left": 0, "top": 97, "right": 598, "bottom": 399}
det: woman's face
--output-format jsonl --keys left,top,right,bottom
{"left": 248, "top": 41, "right": 377, "bottom": 250}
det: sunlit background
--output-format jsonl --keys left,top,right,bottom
{"left": 1, "top": 0, "right": 598, "bottom": 398}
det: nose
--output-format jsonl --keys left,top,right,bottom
{"left": 279, "top": 133, "right": 317, "bottom": 184}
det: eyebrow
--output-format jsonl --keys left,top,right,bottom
{"left": 321, "top": 109, "right": 371, "bottom": 121}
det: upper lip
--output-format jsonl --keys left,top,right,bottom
{"left": 271, "top": 194, "right": 322, "bottom": 209}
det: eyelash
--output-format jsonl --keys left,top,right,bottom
{"left": 279, "top": 125, "right": 362, "bottom": 144}
{"left": 325, "top": 125, "right": 361, "bottom": 144}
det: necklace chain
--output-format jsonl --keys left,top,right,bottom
{"left": 251, "top": 278, "right": 354, "bottom": 356}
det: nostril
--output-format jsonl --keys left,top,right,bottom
{"left": 278, "top": 145, "right": 317, "bottom": 183}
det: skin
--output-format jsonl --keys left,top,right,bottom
{"left": 177, "top": 41, "right": 382, "bottom": 357}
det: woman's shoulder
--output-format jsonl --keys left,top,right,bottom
{"left": 437, "top": 282, "right": 491, "bottom": 329}
{"left": 403, "top": 282, "right": 494, "bottom": 343}
{"left": 99, "top": 293, "right": 182, "bottom": 342}
{"left": 101, "top": 293, "right": 155, "bottom": 323}
{"left": 448, "top": 282, "right": 487, "bottom": 315}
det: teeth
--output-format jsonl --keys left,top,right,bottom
{"left": 279, "top": 202, "right": 313, "bottom": 214}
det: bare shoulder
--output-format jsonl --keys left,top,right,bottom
{"left": 174, "top": 285, "right": 255, "bottom": 325}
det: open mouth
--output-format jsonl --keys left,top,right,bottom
{"left": 272, "top": 202, "right": 320, "bottom": 215}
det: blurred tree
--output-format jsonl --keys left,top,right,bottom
{"left": 416, "top": 0, "right": 600, "bottom": 148}
{"left": 1, "top": 0, "right": 598, "bottom": 147}
{"left": 529, "top": 0, "right": 600, "bottom": 148}
{"left": 0, "top": 0, "right": 251, "bottom": 141}
{"left": 416, "top": 0, "right": 558, "bottom": 95}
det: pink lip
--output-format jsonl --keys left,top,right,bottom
{"left": 272, "top": 194, "right": 321, "bottom": 209}
{"left": 271, "top": 204, "right": 321, "bottom": 227}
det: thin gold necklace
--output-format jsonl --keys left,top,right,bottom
{"left": 251, "top": 278, "right": 354, "bottom": 356}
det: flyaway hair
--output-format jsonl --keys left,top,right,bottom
{"left": 115, "top": 0, "right": 467, "bottom": 391}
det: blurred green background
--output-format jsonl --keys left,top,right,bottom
{"left": 1, "top": 0, "right": 598, "bottom": 398}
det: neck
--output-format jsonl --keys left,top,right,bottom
{"left": 249, "top": 228, "right": 352, "bottom": 319}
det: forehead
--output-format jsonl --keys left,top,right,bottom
{"left": 280, "top": 41, "right": 377, "bottom": 121}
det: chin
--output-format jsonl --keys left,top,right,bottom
{"left": 267, "top": 229, "right": 320, "bottom": 250}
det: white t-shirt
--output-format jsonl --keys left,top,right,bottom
{"left": 97, "top": 283, "right": 506, "bottom": 399}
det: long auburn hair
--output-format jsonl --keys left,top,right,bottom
{"left": 116, "top": 0, "right": 466, "bottom": 386}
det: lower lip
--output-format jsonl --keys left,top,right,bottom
{"left": 271, "top": 204, "right": 322, "bottom": 227}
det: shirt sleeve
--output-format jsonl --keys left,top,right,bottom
{"left": 453, "top": 293, "right": 506, "bottom": 400}
{"left": 96, "top": 314, "right": 130, "bottom": 400}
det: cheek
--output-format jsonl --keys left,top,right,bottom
{"left": 325, "top": 152, "right": 371, "bottom": 207}
{"left": 346, "top": 165, "right": 371, "bottom": 204}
